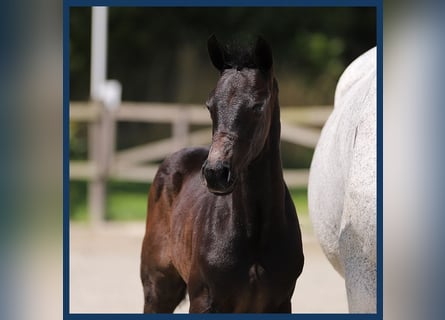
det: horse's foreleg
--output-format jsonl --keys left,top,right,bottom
{"left": 141, "top": 264, "right": 186, "bottom": 313}
{"left": 343, "top": 256, "right": 376, "bottom": 313}
{"left": 339, "top": 224, "right": 376, "bottom": 313}
{"left": 140, "top": 232, "right": 186, "bottom": 313}
{"left": 267, "top": 300, "right": 292, "bottom": 313}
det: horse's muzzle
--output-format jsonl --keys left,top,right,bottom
{"left": 201, "top": 160, "right": 236, "bottom": 194}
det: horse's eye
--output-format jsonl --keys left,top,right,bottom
{"left": 252, "top": 103, "right": 264, "bottom": 112}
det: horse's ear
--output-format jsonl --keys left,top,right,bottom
{"left": 208, "top": 34, "right": 225, "bottom": 72}
{"left": 254, "top": 36, "right": 273, "bottom": 71}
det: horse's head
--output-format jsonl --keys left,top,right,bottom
{"left": 202, "top": 35, "right": 276, "bottom": 194}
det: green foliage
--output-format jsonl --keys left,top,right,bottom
{"left": 70, "top": 181, "right": 149, "bottom": 221}
{"left": 69, "top": 122, "right": 88, "bottom": 160}
{"left": 70, "top": 8, "right": 91, "bottom": 100}
{"left": 70, "top": 7, "right": 375, "bottom": 104}
{"left": 281, "top": 142, "right": 314, "bottom": 169}
{"left": 70, "top": 181, "right": 88, "bottom": 221}
{"left": 106, "top": 191, "right": 148, "bottom": 221}
{"left": 106, "top": 182, "right": 149, "bottom": 220}
{"left": 289, "top": 187, "right": 309, "bottom": 216}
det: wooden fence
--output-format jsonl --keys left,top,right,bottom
{"left": 69, "top": 101, "right": 332, "bottom": 224}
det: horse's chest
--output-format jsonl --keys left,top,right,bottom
{"left": 201, "top": 222, "right": 293, "bottom": 278}
{"left": 204, "top": 242, "right": 292, "bottom": 289}
{"left": 248, "top": 263, "right": 266, "bottom": 284}
{"left": 237, "top": 261, "right": 292, "bottom": 312}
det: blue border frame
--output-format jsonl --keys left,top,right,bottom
{"left": 376, "top": 2, "right": 383, "bottom": 317}
{"left": 67, "top": 0, "right": 379, "bottom": 7}
{"left": 63, "top": 1, "right": 71, "bottom": 318}
{"left": 63, "top": 1, "right": 383, "bottom": 319}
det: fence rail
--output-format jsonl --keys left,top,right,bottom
{"left": 69, "top": 101, "right": 332, "bottom": 223}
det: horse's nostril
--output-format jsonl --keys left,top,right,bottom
{"left": 203, "top": 160, "right": 233, "bottom": 191}
{"left": 220, "top": 161, "right": 231, "bottom": 182}
{"left": 221, "top": 161, "right": 230, "bottom": 170}
{"left": 226, "top": 168, "right": 231, "bottom": 183}
{"left": 215, "top": 161, "right": 230, "bottom": 181}
{"left": 220, "top": 165, "right": 230, "bottom": 182}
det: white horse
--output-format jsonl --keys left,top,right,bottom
{"left": 308, "top": 47, "right": 376, "bottom": 313}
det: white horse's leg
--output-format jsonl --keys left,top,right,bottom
{"left": 339, "top": 223, "right": 376, "bottom": 313}
{"left": 339, "top": 99, "right": 376, "bottom": 313}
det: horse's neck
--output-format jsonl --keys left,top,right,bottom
{"left": 247, "top": 99, "right": 283, "bottom": 189}
{"left": 233, "top": 97, "right": 286, "bottom": 239}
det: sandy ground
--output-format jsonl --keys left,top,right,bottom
{"left": 70, "top": 217, "right": 348, "bottom": 314}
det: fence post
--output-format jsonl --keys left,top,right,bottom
{"left": 87, "top": 102, "right": 117, "bottom": 226}
{"left": 89, "top": 6, "right": 109, "bottom": 226}
{"left": 88, "top": 103, "right": 105, "bottom": 225}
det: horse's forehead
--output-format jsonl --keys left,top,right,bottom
{"left": 214, "top": 70, "right": 265, "bottom": 102}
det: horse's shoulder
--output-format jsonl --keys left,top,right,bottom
{"left": 152, "top": 147, "right": 209, "bottom": 203}
{"left": 158, "top": 147, "right": 208, "bottom": 173}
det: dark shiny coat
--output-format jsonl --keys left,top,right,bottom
{"left": 141, "top": 36, "right": 304, "bottom": 313}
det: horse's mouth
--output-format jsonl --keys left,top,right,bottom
{"left": 206, "top": 178, "right": 236, "bottom": 195}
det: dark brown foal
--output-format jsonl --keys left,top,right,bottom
{"left": 141, "top": 35, "right": 304, "bottom": 313}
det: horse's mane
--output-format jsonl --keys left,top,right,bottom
{"left": 221, "top": 39, "right": 257, "bottom": 70}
